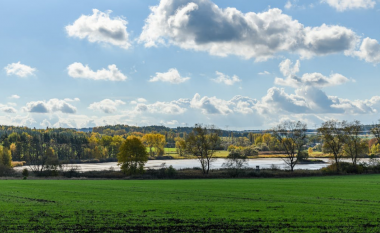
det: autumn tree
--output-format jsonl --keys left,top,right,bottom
{"left": 117, "top": 136, "right": 148, "bottom": 175}
{"left": 318, "top": 120, "right": 347, "bottom": 172}
{"left": 142, "top": 133, "right": 166, "bottom": 157}
{"left": 174, "top": 137, "right": 186, "bottom": 156}
{"left": 343, "top": 120, "right": 368, "bottom": 165}
{"left": 308, "top": 147, "right": 313, "bottom": 156}
{"left": 273, "top": 121, "right": 307, "bottom": 172}
{"left": 0, "top": 146, "right": 12, "bottom": 167}
{"left": 185, "top": 124, "right": 220, "bottom": 174}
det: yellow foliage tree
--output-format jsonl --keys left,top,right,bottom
{"left": 308, "top": 147, "right": 313, "bottom": 156}
{"left": 117, "top": 137, "right": 148, "bottom": 175}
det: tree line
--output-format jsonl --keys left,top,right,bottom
{"left": 1, "top": 119, "right": 380, "bottom": 175}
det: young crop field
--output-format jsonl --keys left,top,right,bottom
{"left": 1, "top": 175, "right": 380, "bottom": 231}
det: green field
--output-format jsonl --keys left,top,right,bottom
{"left": 1, "top": 175, "right": 380, "bottom": 231}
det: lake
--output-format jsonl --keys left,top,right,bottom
{"left": 14, "top": 158, "right": 343, "bottom": 171}
{"left": 15, "top": 158, "right": 376, "bottom": 172}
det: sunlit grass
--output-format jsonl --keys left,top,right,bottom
{"left": 1, "top": 175, "right": 380, "bottom": 231}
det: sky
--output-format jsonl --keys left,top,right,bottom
{"left": 1, "top": 0, "right": 380, "bottom": 130}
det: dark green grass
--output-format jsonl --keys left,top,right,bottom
{"left": 1, "top": 175, "right": 380, "bottom": 232}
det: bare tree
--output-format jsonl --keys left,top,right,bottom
{"left": 273, "top": 121, "right": 307, "bottom": 172}
{"left": 185, "top": 124, "right": 220, "bottom": 174}
{"left": 318, "top": 120, "right": 347, "bottom": 172}
{"left": 343, "top": 120, "right": 368, "bottom": 165}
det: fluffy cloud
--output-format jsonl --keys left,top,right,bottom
{"left": 67, "top": 62, "right": 127, "bottom": 81}
{"left": 190, "top": 93, "right": 233, "bottom": 115}
{"left": 258, "top": 86, "right": 377, "bottom": 115}
{"left": 9, "top": 95, "right": 20, "bottom": 99}
{"left": 130, "top": 98, "right": 148, "bottom": 105}
{"left": 262, "top": 59, "right": 365, "bottom": 114}
{"left": 229, "top": 96, "right": 257, "bottom": 114}
{"left": 258, "top": 71, "right": 270, "bottom": 75}
{"left": 88, "top": 99, "right": 126, "bottom": 113}
{"left": 23, "top": 99, "right": 77, "bottom": 114}
{"left": 135, "top": 100, "right": 188, "bottom": 114}
{"left": 285, "top": 1, "right": 293, "bottom": 9}
{"left": 66, "top": 9, "right": 131, "bottom": 49}
{"left": 139, "top": 0, "right": 359, "bottom": 61}
{"left": 149, "top": 68, "right": 190, "bottom": 84}
{"left": 212, "top": 71, "right": 241, "bottom": 85}
{"left": 4, "top": 62, "right": 36, "bottom": 77}
{"left": 275, "top": 59, "right": 350, "bottom": 88}
{"left": 0, "top": 103, "right": 17, "bottom": 114}
{"left": 353, "top": 37, "right": 380, "bottom": 64}
{"left": 322, "top": 0, "right": 376, "bottom": 11}
{"left": 259, "top": 87, "right": 310, "bottom": 114}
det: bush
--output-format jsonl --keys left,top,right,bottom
{"left": 242, "top": 147, "right": 259, "bottom": 157}
{"left": 144, "top": 166, "right": 178, "bottom": 179}
{"left": 297, "top": 151, "right": 309, "bottom": 161}
{"left": 22, "top": 168, "right": 29, "bottom": 178}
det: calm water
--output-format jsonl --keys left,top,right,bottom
{"left": 14, "top": 158, "right": 343, "bottom": 171}
{"left": 15, "top": 158, "right": 375, "bottom": 172}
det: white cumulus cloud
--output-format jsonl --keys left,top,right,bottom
{"left": 212, "top": 71, "right": 241, "bottom": 85}
{"left": 275, "top": 59, "right": 350, "bottom": 88}
{"left": 4, "top": 62, "right": 36, "bottom": 77}
{"left": 23, "top": 99, "right": 77, "bottom": 114}
{"left": 135, "top": 100, "right": 188, "bottom": 115}
{"left": 0, "top": 103, "right": 17, "bottom": 114}
{"left": 66, "top": 9, "right": 131, "bottom": 49}
{"left": 9, "top": 95, "right": 20, "bottom": 99}
{"left": 353, "top": 37, "right": 380, "bottom": 64}
{"left": 67, "top": 62, "right": 127, "bottom": 81}
{"left": 88, "top": 99, "right": 126, "bottom": 114}
{"left": 149, "top": 68, "right": 190, "bottom": 84}
{"left": 139, "top": 0, "right": 359, "bottom": 61}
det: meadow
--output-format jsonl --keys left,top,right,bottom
{"left": 1, "top": 175, "right": 380, "bottom": 231}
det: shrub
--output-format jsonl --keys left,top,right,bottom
{"left": 242, "top": 147, "right": 259, "bottom": 157}
{"left": 22, "top": 168, "right": 29, "bottom": 178}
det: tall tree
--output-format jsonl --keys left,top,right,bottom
{"left": 117, "top": 136, "right": 148, "bottom": 175}
{"left": 318, "top": 120, "right": 347, "bottom": 172}
{"left": 343, "top": 120, "right": 368, "bottom": 165}
{"left": 273, "top": 121, "right": 307, "bottom": 172}
{"left": 185, "top": 124, "right": 220, "bottom": 174}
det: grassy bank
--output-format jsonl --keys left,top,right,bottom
{"left": 1, "top": 175, "right": 380, "bottom": 231}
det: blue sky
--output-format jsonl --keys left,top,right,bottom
{"left": 1, "top": 0, "right": 380, "bottom": 130}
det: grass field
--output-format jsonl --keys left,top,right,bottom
{"left": 1, "top": 175, "right": 380, "bottom": 231}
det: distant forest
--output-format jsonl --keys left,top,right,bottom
{"left": 0, "top": 124, "right": 257, "bottom": 164}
